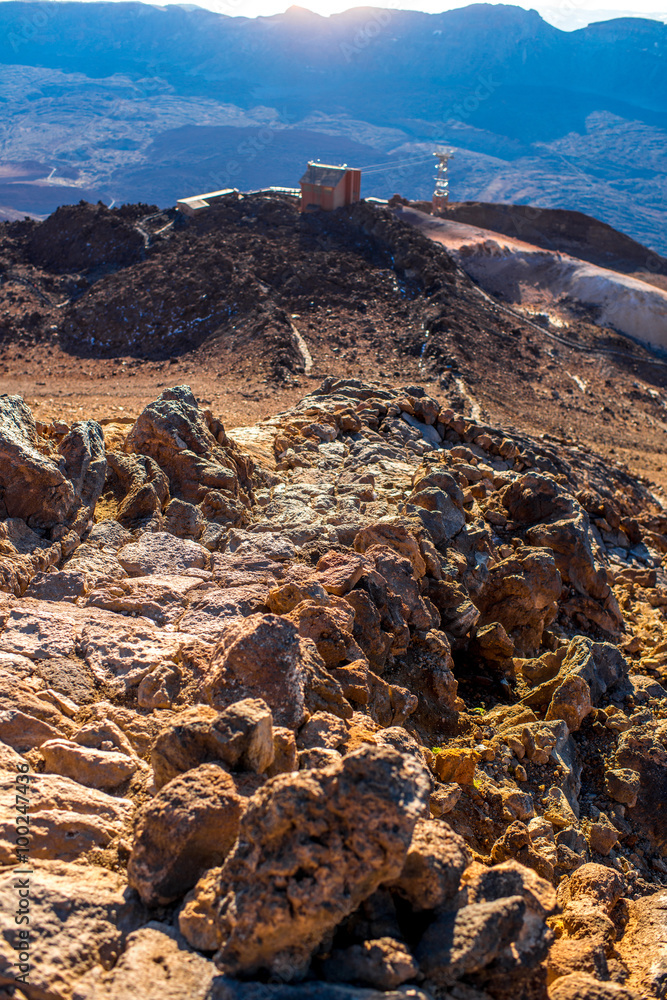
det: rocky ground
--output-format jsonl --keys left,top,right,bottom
{"left": 1, "top": 376, "right": 666, "bottom": 999}
{"left": 2, "top": 195, "right": 667, "bottom": 495}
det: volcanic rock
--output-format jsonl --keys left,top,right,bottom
{"left": 545, "top": 674, "right": 593, "bottom": 733}
{"left": 475, "top": 546, "right": 562, "bottom": 655}
{"left": 614, "top": 724, "right": 667, "bottom": 851}
{"left": 118, "top": 531, "right": 210, "bottom": 577}
{"left": 354, "top": 522, "right": 427, "bottom": 579}
{"left": 0, "top": 375, "right": 666, "bottom": 999}
{"left": 151, "top": 699, "right": 275, "bottom": 790}
{"left": 462, "top": 860, "right": 557, "bottom": 980}
{"left": 388, "top": 817, "right": 471, "bottom": 911}
{"left": 548, "top": 973, "right": 639, "bottom": 999}
{"left": 585, "top": 812, "right": 619, "bottom": 857}
{"left": 125, "top": 385, "right": 254, "bottom": 505}
{"left": 416, "top": 896, "right": 527, "bottom": 986}
{"left": 179, "top": 867, "right": 223, "bottom": 952}
{"left": 0, "top": 395, "right": 102, "bottom": 531}
{"left": 0, "top": 708, "right": 63, "bottom": 750}
{"left": 203, "top": 613, "right": 351, "bottom": 727}
{"left": 27, "top": 201, "right": 145, "bottom": 272}
{"left": 40, "top": 738, "right": 139, "bottom": 789}
{"left": 0, "top": 861, "right": 145, "bottom": 999}
{"left": 212, "top": 744, "right": 430, "bottom": 980}
{"left": 107, "top": 451, "right": 169, "bottom": 529}
{"left": 128, "top": 764, "right": 243, "bottom": 906}
{"left": 604, "top": 767, "right": 640, "bottom": 807}
{"left": 79, "top": 617, "right": 181, "bottom": 691}
{"left": 321, "top": 937, "right": 419, "bottom": 990}
{"left": 207, "top": 983, "right": 434, "bottom": 999}
{"left": 316, "top": 550, "right": 367, "bottom": 595}
{"left": 0, "top": 771, "right": 132, "bottom": 863}
{"left": 73, "top": 923, "right": 215, "bottom": 1000}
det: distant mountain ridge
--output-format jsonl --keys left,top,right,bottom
{"left": 0, "top": 1, "right": 665, "bottom": 250}
{"left": 2, "top": 2, "right": 665, "bottom": 110}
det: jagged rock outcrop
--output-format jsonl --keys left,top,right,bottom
{"left": 0, "top": 395, "right": 106, "bottom": 595}
{"left": 213, "top": 745, "right": 430, "bottom": 980}
{"left": 1, "top": 378, "right": 667, "bottom": 1000}
{"left": 125, "top": 385, "right": 255, "bottom": 506}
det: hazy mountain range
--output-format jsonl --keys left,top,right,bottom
{"left": 0, "top": 1, "right": 665, "bottom": 252}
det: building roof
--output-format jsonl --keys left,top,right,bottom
{"left": 300, "top": 162, "right": 355, "bottom": 187}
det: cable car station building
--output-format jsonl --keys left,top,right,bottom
{"left": 299, "top": 162, "right": 361, "bottom": 212}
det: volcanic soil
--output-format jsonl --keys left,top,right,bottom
{"left": 2, "top": 193, "right": 667, "bottom": 492}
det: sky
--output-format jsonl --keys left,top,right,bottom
{"left": 173, "top": 0, "right": 667, "bottom": 28}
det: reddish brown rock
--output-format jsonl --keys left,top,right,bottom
{"left": 425, "top": 578, "right": 480, "bottom": 643}
{"left": 321, "top": 937, "right": 418, "bottom": 990}
{"left": 0, "top": 709, "right": 63, "bottom": 751}
{"left": 548, "top": 973, "right": 639, "bottom": 1000}
{"left": 286, "top": 600, "right": 365, "bottom": 668}
{"left": 604, "top": 768, "right": 640, "bottom": 807}
{"left": 502, "top": 473, "right": 622, "bottom": 632}
{"left": 213, "top": 744, "right": 430, "bottom": 980}
{"left": 266, "top": 726, "right": 298, "bottom": 777}
{"left": 125, "top": 385, "right": 253, "bottom": 505}
{"left": 563, "top": 864, "right": 626, "bottom": 912}
{"left": 614, "top": 725, "right": 667, "bottom": 852}
{"left": 475, "top": 545, "right": 562, "bottom": 656}
{"left": 354, "top": 522, "right": 426, "bottom": 579}
{"left": 0, "top": 861, "right": 145, "bottom": 999}
{"left": 416, "top": 896, "right": 527, "bottom": 987}
{"left": 0, "top": 395, "right": 105, "bottom": 531}
{"left": 316, "top": 550, "right": 367, "bottom": 596}
{"left": 616, "top": 889, "right": 667, "bottom": 1000}
{"left": 432, "top": 747, "right": 479, "bottom": 785}
{"left": 586, "top": 814, "right": 618, "bottom": 857}
{"left": 0, "top": 772, "right": 132, "bottom": 864}
{"left": 491, "top": 821, "right": 555, "bottom": 881}
{"left": 367, "top": 672, "right": 418, "bottom": 727}
{"left": 203, "top": 614, "right": 351, "bottom": 727}
{"left": 118, "top": 531, "right": 209, "bottom": 577}
{"left": 179, "top": 867, "right": 223, "bottom": 952}
{"left": 40, "top": 738, "right": 139, "bottom": 789}
{"left": 546, "top": 674, "right": 593, "bottom": 733}
{"left": 151, "top": 699, "right": 274, "bottom": 790}
{"left": 107, "top": 451, "right": 169, "bottom": 529}
{"left": 470, "top": 620, "right": 515, "bottom": 669}
{"left": 137, "top": 663, "right": 180, "bottom": 709}
{"left": 73, "top": 923, "right": 216, "bottom": 1000}
{"left": 178, "top": 586, "right": 270, "bottom": 645}
{"left": 388, "top": 818, "right": 471, "bottom": 911}
{"left": 297, "top": 712, "right": 348, "bottom": 751}
{"left": 128, "top": 764, "right": 243, "bottom": 906}
{"left": 329, "top": 658, "right": 370, "bottom": 704}
{"left": 343, "top": 589, "right": 392, "bottom": 672}
{"left": 267, "top": 579, "right": 329, "bottom": 614}
{"left": 367, "top": 546, "right": 434, "bottom": 630}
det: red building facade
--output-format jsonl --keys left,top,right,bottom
{"left": 300, "top": 162, "right": 361, "bottom": 212}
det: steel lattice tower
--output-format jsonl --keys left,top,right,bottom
{"left": 432, "top": 149, "right": 454, "bottom": 213}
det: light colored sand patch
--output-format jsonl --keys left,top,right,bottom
{"left": 398, "top": 206, "right": 667, "bottom": 352}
